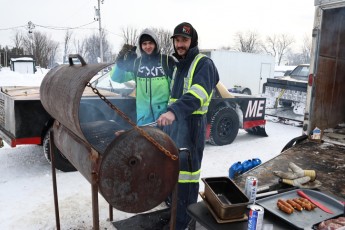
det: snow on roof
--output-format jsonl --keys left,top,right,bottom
{"left": 10, "top": 57, "right": 34, "bottom": 62}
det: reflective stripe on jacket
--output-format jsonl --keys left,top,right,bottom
{"left": 178, "top": 169, "right": 201, "bottom": 183}
{"left": 169, "top": 53, "right": 212, "bottom": 115}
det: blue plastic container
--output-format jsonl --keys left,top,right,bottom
{"left": 229, "top": 161, "right": 243, "bottom": 179}
{"left": 242, "top": 159, "right": 253, "bottom": 172}
{"left": 252, "top": 158, "right": 262, "bottom": 168}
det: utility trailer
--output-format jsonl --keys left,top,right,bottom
{"left": 0, "top": 57, "right": 268, "bottom": 172}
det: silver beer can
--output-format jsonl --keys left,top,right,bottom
{"left": 244, "top": 176, "right": 258, "bottom": 203}
{"left": 247, "top": 204, "right": 264, "bottom": 230}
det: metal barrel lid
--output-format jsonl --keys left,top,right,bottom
{"left": 99, "top": 126, "right": 179, "bottom": 213}
{"left": 40, "top": 54, "right": 112, "bottom": 142}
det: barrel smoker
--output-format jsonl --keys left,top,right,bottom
{"left": 40, "top": 55, "right": 180, "bottom": 229}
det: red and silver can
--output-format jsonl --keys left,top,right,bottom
{"left": 247, "top": 204, "right": 264, "bottom": 230}
{"left": 244, "top": 176, "right": 258, "bottom": 203}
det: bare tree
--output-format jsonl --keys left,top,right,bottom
{"left": 285, "top": 35, "right": 312, "bottom": 65}
{"left": 263, "top": 34, "right": 295, "bottom": 65}
{"left": 120, "top": 27, "right": 139, "bottom": 46}
{"left": 151, "top": 28, "right": 173, "bottom": 55}
{"left": 48, "top": 41, "right": 59, "bottom": 68}
{"left": 11, "top": 30, "right": 24, "bottom": 55}
{"left": 286, "top": 51, "right": 303, "bottom": 65}
{"left": 300, "top": 34, "right": 312, "bottom": 64}
{"left": 22, "top": 30, "right": 59, "bottom": 68}
{"left": 82, "top": 30, "right": 113, "bottom": 64}
{"left": 234, "top": 31, "right": 262, "bottom": 53}
{"left": 63, "top": 30, "right": 73, "bottom": 63}
{"left": 73, "top": 38, "right": 87, "bottom": 58}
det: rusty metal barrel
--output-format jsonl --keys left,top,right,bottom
{"left": 40, "top": 54, "right": 179, "bottom": 213}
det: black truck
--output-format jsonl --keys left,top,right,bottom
{"left": 0, "top": 60, "right": 268, "bottom": 172}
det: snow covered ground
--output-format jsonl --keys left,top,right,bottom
{"left": 0, "top": 67, "right": 48, "bottom": 86}
{"left": 0, "top": 67, "right": 302, "bottom": 229}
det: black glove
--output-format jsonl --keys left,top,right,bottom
{"left": 116, "top": 44, "right": 137, "bottom": 62}
{"left": 116, "top": 44, "right": 137, "bottom": 70}
{"left": 125, "top": 45, "right": 137, "bottom": 61}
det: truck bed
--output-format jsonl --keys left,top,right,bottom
{"left": 1, "top": 86, "right": 119, "bottom": 99}
{"left": 0, "top": 86, "right": 121, "bottom": 147}
{"left": 1, "top": 86, "right": 40, "bottom": 99}
{"left": 264, "top": 78, "right": 307, "bottom": 91}
{"left": 233, "top": 135, "right": 345, "bottom": 200}
{"left": 265, "top": 107, "right": 304, "bottom": 122}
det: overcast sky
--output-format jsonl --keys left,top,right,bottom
{"left": 0, "top": 0, "right": 315, "bottom": 54}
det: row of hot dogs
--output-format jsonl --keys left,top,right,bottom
{"left": 277, "top": 198, "right": 317, "bottom": 214}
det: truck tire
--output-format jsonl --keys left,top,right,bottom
{"left": 43, "top": 129, "right": 76, "bottom": 172}
{"left": 242, "top": 88, "right": 251, "bottom": 95}
{"left": 209, "top": 107, "right": 239, "bottom": 146}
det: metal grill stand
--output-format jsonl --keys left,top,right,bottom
{"left": 43, "top": 55, "right": 179, "bottom": 230}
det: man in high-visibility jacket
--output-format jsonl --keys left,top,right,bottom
{"left": 157, "top": 22, "right": 219, "bottom": 230}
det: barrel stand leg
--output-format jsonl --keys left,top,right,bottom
{"left": 109, "top": 204, "right": 113, "bottom": 221}
{"left": 91, "top": 173, "right": 100, "bottom": 230}
{"left": 50, "top": 130, "right": 61, "bottom": 230}
{"left": 170, "top": 183, "right": 178, "bottom": 230}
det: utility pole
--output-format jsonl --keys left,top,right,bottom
{"left": 95, "top": 0, "right": 104, "bottom": 63}
{"left": 27, "top": 21, "right": 35, "bottom": 55}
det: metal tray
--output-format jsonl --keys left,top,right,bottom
{"left": 256, "top": 189, "right": 344, "bottom": 229}
{"left": 201, "top": 177, "right": 249, "bottom": 220}
{"left": 199, "top": 192, "right": 248, "bottom": 224}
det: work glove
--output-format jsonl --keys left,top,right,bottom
{"left": 273, "top": 162, "right": 318, "bottom": 188}
{"left": 116, "top": 44, "right": 137, "bottom": 63}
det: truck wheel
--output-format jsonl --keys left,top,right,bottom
{"left": 242, "top": 89, "right": 251, "bottom": 95}
{"left": 43, "top": 129, "right": 76, "bottom": 172}
{"left": 209, "top": 107, "right": 239, "bottom": 146}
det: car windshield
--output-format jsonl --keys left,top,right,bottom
{"left": 91, "top": 64, "right": 136, "bottom": 97}
{"left": 289, "top": 65, "right": 309, "bottom": 81}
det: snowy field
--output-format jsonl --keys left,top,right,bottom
{"left": 0, "top": 67, "right": 302, "bottom": 229}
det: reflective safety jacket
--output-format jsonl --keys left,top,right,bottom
{"left": 169, "top": 53, "right": 212, "bottom": 115}
{"left": 167, "top": 47, "right": 219, "bottom": 121}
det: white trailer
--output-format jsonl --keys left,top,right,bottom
{"left": 204, "top": 50, "right": 275, "bottom": 96}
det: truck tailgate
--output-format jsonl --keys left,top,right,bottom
{"left": 0, "top": 86, "right": 51, "bottom": 146}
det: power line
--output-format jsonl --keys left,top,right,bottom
{"left": 35, "top": 21, "right": 97, "bottom": 31}
{"left": 0, "top": 21, "right": 97, "bottom": 32}
{"left": 0, "top": 25, "right": 27, "bottom": 31}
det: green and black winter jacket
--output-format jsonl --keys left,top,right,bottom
{"left": 112, "top": 29, "right": 175, "bottom": 125}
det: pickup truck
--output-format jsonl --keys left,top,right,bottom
{"left": 0, "top": 58, "right": 268, "bottom": 172}
{"left": 263, "top": 64, "right": 310, "bottom": 122}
